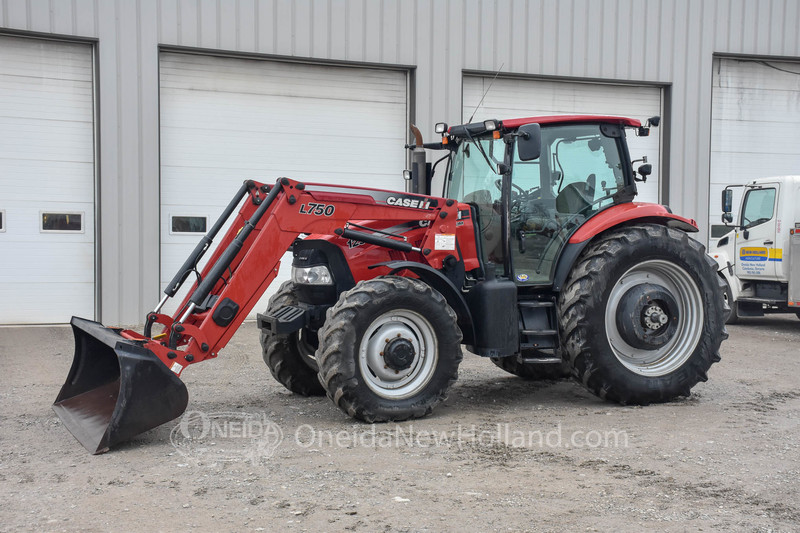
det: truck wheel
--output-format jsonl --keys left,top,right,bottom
{"left": 558, "top": 224, "right": 727, "bottom": 405}
{"left": 490, "top": 355, "right": 571, "bottom": 380}
{"left": 316, "top": 276, "right": 463, "bottom": 422}
{"left": 260, "top": 281, "right": 325, "bottom": 396}
{"left": 722, "top": 278, "right": 739, "bottom": 324}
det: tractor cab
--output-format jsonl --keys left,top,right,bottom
{"left": 442, "top": 116, "right": 650, "bottom": 285}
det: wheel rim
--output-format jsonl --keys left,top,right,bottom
{"left": 358, "top": 309, "right": 438, "bottom": 399}
{"left": 605, "top": 259, "right": 704, "bottom": 377}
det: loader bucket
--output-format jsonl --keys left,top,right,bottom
{"left": 53, "top": 317, "right": 189, "bottom": 454}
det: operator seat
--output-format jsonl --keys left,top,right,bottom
{"left": 555, "top": 182, "right": 592, "bottom": 214}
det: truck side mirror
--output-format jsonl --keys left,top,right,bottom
{"left": 517, "top": 123, "right": 541, "bottom": 161}
{"left": 721, "top": 189, "right": 733, "bottom": 218}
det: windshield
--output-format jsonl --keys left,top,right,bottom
{"left": 447, "top": 123, "right": 630, "bottom": 283}
{"left": 448, "top": 136, "right": 504, "bottom": 214}
{"left": 448, "top": 137, "right": 505, "bottom": 264}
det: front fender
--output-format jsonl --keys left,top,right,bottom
{"left": 371, "top": 260, "right": 475, "bottom": 346}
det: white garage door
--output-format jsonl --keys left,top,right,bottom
{"left": 710, "top": 58, "right": 800, "bottom": 238}
{"left": 463, "top": 76, "right": 662, "bottom": 204}
{"left": 160, "top": 52, "right": 408, "bottom": 316}
{"left": 0, "top": 36, "right": 95, "bottom": 324}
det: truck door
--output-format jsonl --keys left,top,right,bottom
{"left": 735, "top": 184, "right": 780, "bottom": 280}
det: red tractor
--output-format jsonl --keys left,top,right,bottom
{"left": 54, "top": 115, "right": 727, "bottom": 454}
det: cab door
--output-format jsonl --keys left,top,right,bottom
{"left": 735, "top": 184, "right": 779, "bottom": 280}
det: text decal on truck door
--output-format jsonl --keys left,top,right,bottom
{"left": 299, "top": 203, "right": 335, "bottom": 216}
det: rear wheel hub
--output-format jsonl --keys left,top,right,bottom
{"left": 615, "top": 282, "right": 679, "bottom": 349}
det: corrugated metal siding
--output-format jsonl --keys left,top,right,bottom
{"left": 2, "top": 0, "right": 800, "bottom": 323}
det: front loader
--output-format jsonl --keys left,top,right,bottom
{"left": 54, "top": 115, "right": 727, "bottom": 454}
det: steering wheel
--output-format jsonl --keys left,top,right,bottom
{"left": 495, "top": 178, "right": 526, "bottom": 196}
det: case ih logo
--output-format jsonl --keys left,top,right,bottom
{"left": 386, "top": 196, "right": 432, "bottom": 210}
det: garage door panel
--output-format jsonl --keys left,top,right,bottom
{"left": 712, "top": 91, "right": 800, "bottom": 122}
{"left": 463, "top": 76, "right": 662, "bottom": 205}
{"left": 711, "top": 152, "right": 800, "bottom": 181}
{"left": 716, "top": 60, "right": 800, "bottom": 91}
{"left": 710, "top": 58, "right": 800, "bottom": 236}
{"left": 160, "top": 167, "right": 403, "bottom": 209}
{"left": 0, "top": 284, "right": 93, "bottom": 323}
{"left": 3, "top": 161, "right": 94, "bottom": 203}
{"left": 711, "top": 120, "right": 800, "bottom": 154}
{"left": 160, "top": 56, "right": 406, "bottom": 104}
{"left": 0, "top": 38, "right": 93, "bottom": 81}
{"left": 0, "top": 118, "right": 94, "bottom": 162}
{"left": 160, "top": 53, "right": 408, "bottom": 317}
{"left": 464, "top": 79, "right": 660, "bottom": 119}
{"left": 0, "top": 80, "right": 93, "bottom": 121}
{"left": 0, "top": 243, "right": 94, "bottom": 282}
{"left": 160, "top": 132, "right": 405, "bottom": 176}
{"left": 160, "top": 92, "right": 405, "bottom": 137}
{"left": 0, "top": 36, "right": 95, "bottom": 324}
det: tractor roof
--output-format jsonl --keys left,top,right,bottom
{"left": 448, "top": 115, "right": 641, "bottom": 138}
{"left": 502, "top": 115, "right": 641, "bottom": 128}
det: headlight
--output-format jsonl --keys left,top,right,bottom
{"left": 291, "top": 265, "right": 334, "bottom": 285}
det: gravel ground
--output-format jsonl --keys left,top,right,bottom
{"left": 0, "top": 315, "right": 798, "bottom": 532}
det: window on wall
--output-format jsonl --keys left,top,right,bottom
{"left": 170, "top": 215, "right": 207, "bottom": 234}
{"left": 41, "top": 212, "right": 83, "bottom": 232}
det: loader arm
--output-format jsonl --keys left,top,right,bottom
{"left": 54, "top": 177, "right": 467, "bottom": 453}
{"left": 145, "top": 177, "right": 463, "bottom": 373}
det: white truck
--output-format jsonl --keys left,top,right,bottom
{"left": 713, "top": 175, "right": 800, "bottom": 323}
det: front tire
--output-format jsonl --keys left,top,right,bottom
{"left": 316, "top": 277, "right": 463, "bottom": 422}
{"left": 260, "top": 281, "right": 326, "bottom": 396}
{"left": 558, "top": 224, "right": 727, "bottom": 405}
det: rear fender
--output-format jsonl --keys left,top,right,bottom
{"left": 374, "top": 260, "right": 475, "bottom": 346}
{"left": 568, "top": 203, "right": 698, "bottom": 244}
{"left": 553, "top": 203, "right": 700, "bottom": 292}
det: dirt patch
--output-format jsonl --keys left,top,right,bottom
{"left": 0, "top": 315, "right": 799, "bottom": 531}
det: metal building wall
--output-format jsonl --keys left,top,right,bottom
{"left": 1, "top": 0, "right": 799, "bottom": 324}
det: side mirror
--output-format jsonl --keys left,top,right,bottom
{"left": 721, "top": 188, "right": 733, "bottom": 215}
{"left": 722, "top": 212, "right": 733, "bottom": 224}
{"left": 517, "top": 123, "right": 541, "bottom": 161}
{"left": 635, "top": 163, "right": 652, "bottom": 182}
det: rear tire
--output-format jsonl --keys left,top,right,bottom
{"left": 316, "top": 277, "right": 463, "bottom": 422}
{"left": 260, "top": 281, "right": 325, "bottom": 396}
{"left": 558, "top": 224, "right": 727, "bottom": 405}
{"left": 490, "top": 354, "right": 571, "bottom": 380}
